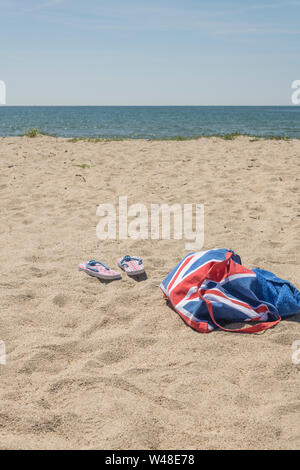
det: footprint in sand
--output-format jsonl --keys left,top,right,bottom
{"left": 271, "top": 332, "right": 300, "bottom": 346}
{"left": 274, "top": 362, "right": 300, "bottom": 381}
{"left": 14, "top": 291, "right": 36, "bottom": 301}
{"left": 53, "top": 294, "right": 69, "bottom": 308}
{"left": 97, "top": 336, "right": 157, "bottom": 365}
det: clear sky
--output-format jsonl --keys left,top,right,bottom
{"left": 0, "top": 0, "right": 299, "bottom": 105}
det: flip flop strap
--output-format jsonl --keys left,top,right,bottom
{"left": 86, "top": 259, "right": 110, "bottom": 271}
{"left": 120, "top": 255, "right": 142, "bottom": 267}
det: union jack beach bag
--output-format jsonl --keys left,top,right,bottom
{"left": 160, "top": 249, "right": 300, "bottom": 333}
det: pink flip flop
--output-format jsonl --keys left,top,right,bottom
{"left": 117, "top": 255, "right": 145, "bottom": 276}
{"left": 78, "top": 259, "right": 121, "bottom": 280}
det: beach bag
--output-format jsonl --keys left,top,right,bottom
{"left": 160, "top": 249, "right": 300, "bottom": 333}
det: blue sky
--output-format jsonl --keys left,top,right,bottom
{"left": 0, "top": 0, "right": 299, "bottom": 105}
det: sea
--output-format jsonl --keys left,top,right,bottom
{"left": 0, "top": 106, "right": 299, "bottom": 139}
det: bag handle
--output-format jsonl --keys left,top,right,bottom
{"left": 203, "top": 295, "right": 281, "bottom": 333}
{"left": 198, "top": 251, "right": 281, "bottom": 333}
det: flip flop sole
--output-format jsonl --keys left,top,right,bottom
{"left": 127, "top": 271, "right": 145, "bottom": 276}
{"left": 117, "top": 261, "right": 145, "bottom": 276}
{"left": 78, "top": 267, "right": 121, "bottom": 280}
{"left": 122, "top": 266, "right": 145, "bottom": 276}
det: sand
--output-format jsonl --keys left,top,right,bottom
{"left": 0, "top": 135, "right": 299, "bottom": 450}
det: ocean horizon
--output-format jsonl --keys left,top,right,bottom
{"left": 0, "top": 105, "right": 299, "bottom": 139}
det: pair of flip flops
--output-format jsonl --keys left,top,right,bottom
{"left": 78, "top": 255, "right": 144, "bottom": 280}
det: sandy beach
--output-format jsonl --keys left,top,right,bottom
{"left": 0, "top": 135, "right": 299, "bottom": 449}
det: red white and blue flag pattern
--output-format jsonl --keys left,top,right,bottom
{"left": 160, "top": 249, "right": 283, "bottom": 333}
